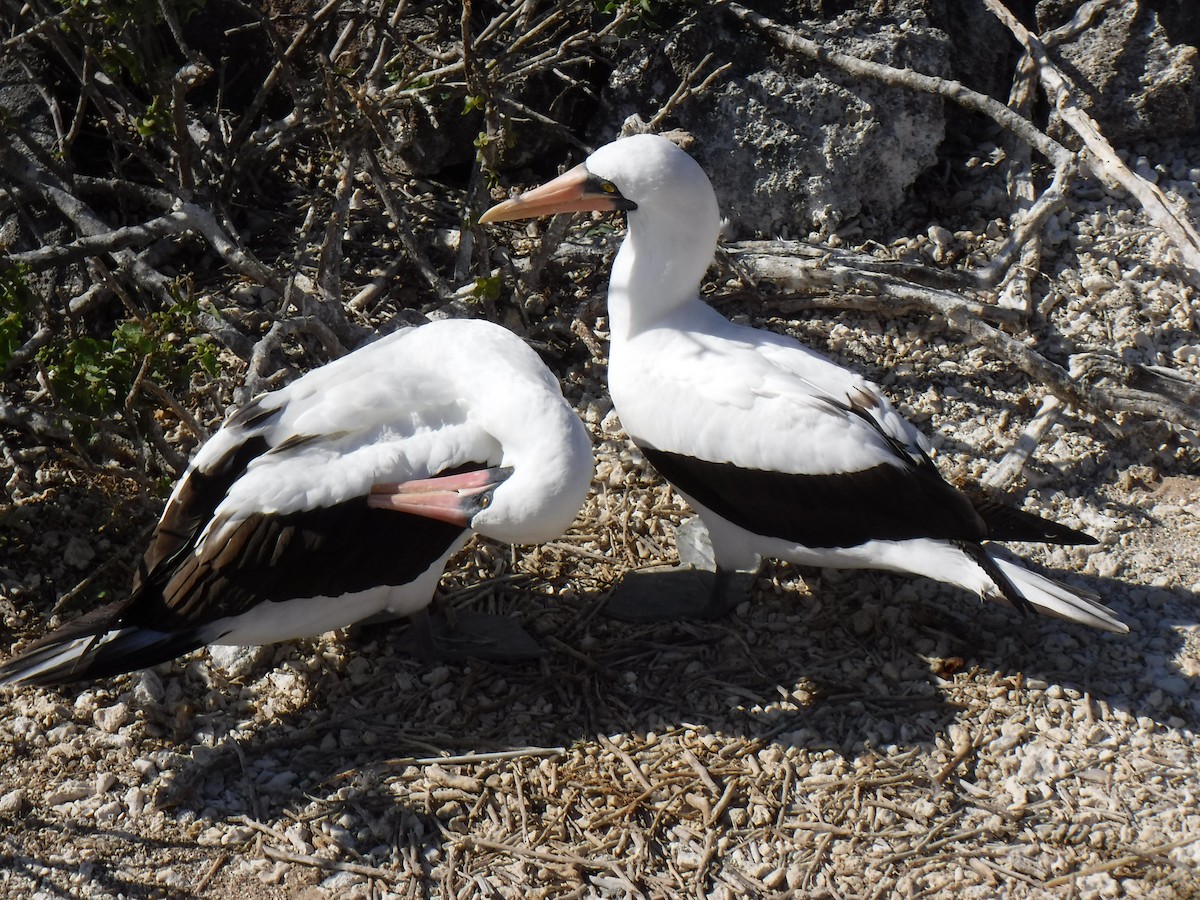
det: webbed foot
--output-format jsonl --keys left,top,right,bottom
{"left": 354, "top": 607, "right": 544, "bottom": 661}
{"left": 604, "top": 564, "right": 756, "bottom": 621}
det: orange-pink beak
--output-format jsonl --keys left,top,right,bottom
{"left": 369, "top": 466, "right": 512, "bottom": 527}
{"left": 478, "top": 164, "right": 634, "bottom": 224}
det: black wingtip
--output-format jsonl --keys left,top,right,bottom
{"left": 1, "top": 626, "right": 205, "bottom": 688}
{"left": 971, "top": 496, "right": 1098, "bottom": 546}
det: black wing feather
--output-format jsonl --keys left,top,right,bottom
{"left": 638, "top": 444, "right": 989, "bottom": 549}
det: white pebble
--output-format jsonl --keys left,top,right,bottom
{"left": 0, "top": 789, "right": 26, "bottom": 816}
{"left": 94, "top": 800, "right": 122, "bottom": 824}
{"left": 46, "top": 781, "right": 91, "bottom": 806}
{"left": 93, "top": 703, "right": 130, "bottom": 734}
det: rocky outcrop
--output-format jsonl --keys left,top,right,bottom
{"left": 598, "top": 5, "right": 951, "bottom": 239}
{"left": 1038, "top": 0, "right": 1200, "bottom": 144}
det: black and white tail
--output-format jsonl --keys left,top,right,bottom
{"left": 988, "top": 555, "right": 1128, "bottom": 633}
{"left": 0, "top": 615, "right": 205, "bottom": 687}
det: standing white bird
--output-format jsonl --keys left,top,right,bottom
{"left": 1, "top": 318, "right": 594, "bottom": 686}
{"left": 480, "top": 133, "right": 1127, "bottom": 633}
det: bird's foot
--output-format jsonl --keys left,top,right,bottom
{"left": 406, "top": 609, "right": 544, "bottom": 662}
{"left": 353, "top": 608, "right": 544, "bottom": 662}
{"left": 604, "top": 517, "right": 756, "bottom": 622}
{"left": 604, "top": 564, "right": 757, "bottom": 622}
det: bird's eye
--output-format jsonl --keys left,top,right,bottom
{"left": 601, "top": 181, "right": 617, "bottom": 194}
{"left": 478, "top": 494, "right": 491, "bottom": 508}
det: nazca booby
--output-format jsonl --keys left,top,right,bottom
{"left": 1, "top": 318, "right": 594, "bottom": 686}
{"left": 480, "top": 133, "right": 1127, "bottom": 633}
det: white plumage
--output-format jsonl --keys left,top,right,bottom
{"left": 2, "top": 318, "right": 593, "bottom": 685}
{"left": 481, "top": 133, "right": 1127, "bottom": 633}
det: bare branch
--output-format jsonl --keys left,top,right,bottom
{"left": 7, "top": 211, "right": 192, "bottom": 270}
{"left": 170, "top": 61, "right": 214, "bottom": 193}
{"left": 983, "top": 0, "right": 1200, "bottom": 287}
{"left": 982, "top": 395, "right": 1063, "bottom": 491}
{"left": 363, "top": 149, "right": 453, "bottom": 301}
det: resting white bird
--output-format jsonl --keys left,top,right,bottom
{"left": 480, "top": 133, "right": 1128, "bottom": 633}
{"left": 1, "top": 318, "right": 594, "bottom": 686}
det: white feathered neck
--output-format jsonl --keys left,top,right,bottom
{"left": 584, "top": 135, "right": 722, "bottom": 340}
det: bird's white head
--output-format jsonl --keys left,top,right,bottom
{"left": 468, "top": 390, "right": 593, "bottom": 546}
{"left": 583, "top": 134, "right": 719, "bottom": 236}
{"left": 366, "top": 320, "right": 593, "bottom": 547}
{"left": 586, "top": 134, "right": 722, "bottom": 331}
{"left": 480, "top": 133, "right": 723, "bottom": 332}
{"left": 448, "top": 322, "right": 594, "bottom": 546}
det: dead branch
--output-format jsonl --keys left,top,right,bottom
{"left": 317, "top": 145, "right": 362, "bottom": 305}
{"left": 7, "top": 211, "right": 192, "bottom": 270}
{"left": 2, "top": 147, "right": 178, "bottom": 306}
{"left": 996, "top": 49, "right": 1042, "bottom": 313}
{"left": 982, "top": 395, "right": 1063, "bottom": 490}
{"left": 970, "top": 155, "right": 1078, "bottom": 291}
{"left": 170, "top": 61, "right": 214, "bottom": 194}
{"left": 242, "top": 316, "right": 348, "bottom": 401}
{"left": 644, "top": 53, "right": 733, "bottom": 134}
{"left": 362, "top": 150, "right": 453, "bottom": 302}
{"left": 983, "top": 0, "right": 1200, "bottom": 287}
{"left": 729, "top": 242, "right": 1022, "bottom": 324}
{"left": 223, "top": 0, "right": 346, "bottom": 182}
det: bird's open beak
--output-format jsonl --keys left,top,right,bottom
{"left": 368, "top": 466, "right": 513, "bottom": 527}
{"left": 479, "top": 164, "right": 632, "bottom": 224}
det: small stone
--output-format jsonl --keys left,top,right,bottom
{"left": 1155, "top": 675, "right": 1188, "bottom": 696}
{"left": 0, "top": 789, "right": 26, "bottom": 816}
{"left": 63, "top": 536, "right": 95, "bottom": 569}
{"left": 927, "top": 224, "right": 953, "bottom": 248}
{"left": 133, "top": 670, "right": 165, "bottom": 705}
{"left": 94, "top": 800, "right": 122, "bottom": 824}
{"left": 46, "top": 781, "right": 91, "bottom": 806}
{"left": 261, "top": 771, "right": 298, "bottom": 794}
{"left": 207, "top": 644, "right": 270, "bottom": 678}
{"left": 764, "top": 866, "right": 788, "bottom": 889}
{"left": 125, "top": 787, "right": 146, "bottom": 818}
{"left": 422, "top": 666, "right": 451, "bottom": 687}
{"left": 93, "top": 703, "right": 130, "bottom": 734}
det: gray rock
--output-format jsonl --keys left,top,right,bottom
{"left": 599, "top": 7, "right": 949, "bottom": 237}
{"left": 1039, "top": 0, "right": 1200, "bottom": 143}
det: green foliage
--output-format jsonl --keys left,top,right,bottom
{"left": 38, "top": 297, "right": 220, "bottom": 418}
{"left": 136, "top": 94, "right": 170, "bottom": 136}
{"left": 470, "top": 274, "right": 502, "bottom": 304}
{"left": 593, "top": 0, "right": 660, "bottom": 26}
{"left": 0, "top": 265, "right": 37, "bottom": 369}
{"left": 60, "top": 0, "right": 207, "bottom": 86}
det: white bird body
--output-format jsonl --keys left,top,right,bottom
{"left": 2, "top": 318, "right": 593, "bottom": 684}
{"left": 481, "top": 133, "right": 1128, "bottom": 633}
{"left": 609, "top": 301, "right": 928, "bottom": 479}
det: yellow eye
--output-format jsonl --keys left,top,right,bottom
{"left": 601, "top": 181, "right": 617, "bottom": 193}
